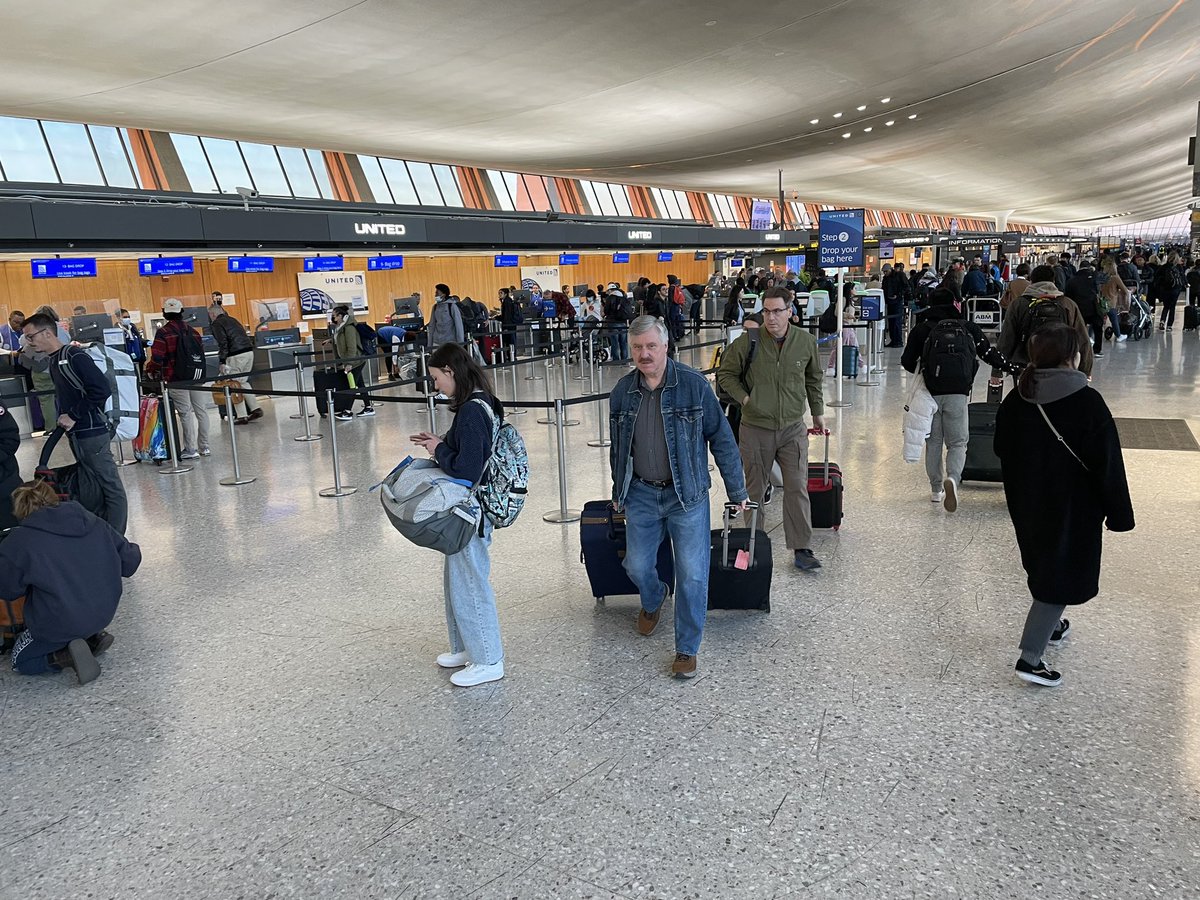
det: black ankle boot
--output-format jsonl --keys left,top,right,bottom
{"left": 87, "top": 631, "right": 115, "bottom": 655}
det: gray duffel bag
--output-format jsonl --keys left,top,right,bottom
{"left": 373, "top": 456, "right": 482, "bottom": 555}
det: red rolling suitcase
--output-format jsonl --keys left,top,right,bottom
{"left": 806, "top": 428, "right": 843, "bottom": 530}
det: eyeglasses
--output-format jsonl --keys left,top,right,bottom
{"left": 762, "top": 307, "right": 790, "bottom": 316}
{"left": 24, "top": 327, "right": 52, "bottom": 339}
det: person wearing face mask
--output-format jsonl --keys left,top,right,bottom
{"left": 116, "top": 309, "right": 146, "bottom": 378}
{"left": 329, "top": 305, "right": 375, "bottom": 421}
{"left": 994, "top": 322, "right": 1134, "bottom": 687}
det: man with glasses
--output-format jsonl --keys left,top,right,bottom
{"left": 21, "top": 312, "right": 128, "bottom": 534}
{"left": 717, "top": 286, "right": 826, "bottom": 571}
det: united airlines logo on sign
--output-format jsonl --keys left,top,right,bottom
{"left": 354, "top": 223, "right": 407, "bottom": 236}
{"left": 627, "top": 230, "right": 653, "bottom": 240}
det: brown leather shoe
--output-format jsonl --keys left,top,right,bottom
{"left": 671, "top": 653, "right": 697, "bottom": 678}
{"left": 249, "top": 408, "right": 264, "bottom": 420}
{"left": 636, "top": 607, "right": 661, "bottom": 636}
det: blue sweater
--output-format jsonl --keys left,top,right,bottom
{"left": 0, "top": 502, "right": 141, "bottom": 644}
{"left": 433, "top": 392, "right": 501, "bottom": 484}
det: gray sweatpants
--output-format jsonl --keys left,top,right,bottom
{"left": 925, "top": 393, "right": 969, "bottom": 491}
{"left": 1019, "top": 600, "right": 1067, "bottom": 666}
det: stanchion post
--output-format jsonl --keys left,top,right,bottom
{"left": 507, "top": 345, "right": 527, "bottom": 415}
{"left": 157, "top": 382, "right": 192, "bottom": 475}
{"left": 587, "top": 331, "right": 596, "bottom": 393}
{"left": 115, "top": 435, "right": 137, "bottom": 467}
{"left": 537, "top": 358, "right": 556, "bottom": 425}
{"left": 587, "top": 393, "right": 611, "bottom": 448}
{"left": 575, "top": 326, "right": 586, "bottom": 381}
{"left": 426, "top": 393, "right": 437, "bottom": 433}
{"left": 559, "top": 347, "right": 580, "bottom": 426}
{"left": 219, "top": 384, "right": 255, "bottom": 486}
{"left": 829, "top": 267, "right": 852, "bottom": 409}
{"left": 543, "top": 399, "right": 581, "bottom": 524}
{"left": 860, "top": 317, "right": 880, "bottom": 387}
{"left": 318, "top": 389, "right": 357, "bottom": 498}
{"left": 289, "top": 354, "right": 313, "bottom": 419}
{"left": 524, "top": 326, "right": 543, "bottom": 381}
{"left": 294, "top": 361, "right": 323, "bottom": 442}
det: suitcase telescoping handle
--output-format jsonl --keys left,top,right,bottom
{"left": 722, "top": 501, "right": 759, "bottom": 568}
{"left": 807, "top": 427, "right": 832, "bottom": 484}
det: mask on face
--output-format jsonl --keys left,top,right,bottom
{"left": 121, "top": 317, "right": 132, "bottom": 326}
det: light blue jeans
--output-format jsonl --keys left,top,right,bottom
{"left": 443, "top": 519, "right": 503, "bottom": 666}
{"left": 621, "top": 479, "right": 711, "bottom": 656}
{"left": 925, "top": 393, "right": 969, "bottom": 490}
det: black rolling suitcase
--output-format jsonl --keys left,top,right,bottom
{"left": 962, "top": 402, "right": 1002, "bottom": 482}
{"left": 1184, "top": 303, "right": 1199, "bottom": 332}
{"left": 806, "top": 428, "right": 844, "bottom": 530}
{"left": 313, "top": 367, "right": 351, "bottom": 416}
{"left": 579, "top": 500, "right": 674, "bottom": 601}
{"left": 708, "top": 503, "right": 771, "bottom": 611}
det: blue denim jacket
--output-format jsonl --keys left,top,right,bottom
{"left": 610, "top": 359, "right": 747, "bottom": 511}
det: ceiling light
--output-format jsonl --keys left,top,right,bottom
{"left": 881, "top": 97, "right": 891, "bottom": 103}
{"left": 810, "top": 118, "right": 819, "bottom": 124}
{"left": 842, "top": 132, "right": 851, "bottom": 138}
{"left": 833, "top": 112, "right": 843, "bottom": 118}
{"left": 885, "top": 120, "right": 895, "bottom": 126}
{"left": 863, "top": 127, "right": 872, "bottom": 132}
{"left": 856, "top": 105, "right": 867, "bottom": 111}
{"left": 908, "top": 114, "right": 918, "bottom": 119}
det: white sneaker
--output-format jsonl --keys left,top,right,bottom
{"left": 450, "top": 660, "right": 505, "bottom": 687}
{"left": 930, "top": 490, "right": 945, "bottom": 503}
{"left": 943, "top": 477, "right": 959, "bottom": 513}
{"left": 436, "top": 650, "right": 469, "bottom": 669}
{"left": 1117, "top": 334, "right": 1128, "bottom": 342}
{"left": 179, "top": 449, "right": 200, "bottom": 460}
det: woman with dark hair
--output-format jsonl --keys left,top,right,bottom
{"left": 409, "top": 343, "right": 506, "bottom": 687}
{"left": 722, "top": 277, "right": 747, "bottom": 325}
{"left": 994, "top": 322, "right": 1134, "bottom": 687}
{"left": 330, "top": 305, "right": 375, "bottom": 420}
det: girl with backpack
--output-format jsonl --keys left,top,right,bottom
{"left": 994, "top": 322, "right": 1134, "bottom": 687}
{"left": 410, "top": 343, "right": 506, "bottom": 687}
{"left": 1154, "top": 252, "right": 1186, "bottom": 331}
{"left": 330, "top": 305, "right": 376, "bottom": 420}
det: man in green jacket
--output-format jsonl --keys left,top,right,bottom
{"left": 717, "top": 287, "right": 827, "bottom": 570}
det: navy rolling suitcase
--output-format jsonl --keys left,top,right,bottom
{"left": 708, "top": 503, "right": 771, "bottom": 611}
{"left": 961, "top": 402, "right": 1002, "bottom": 482}
{"left": 580, "top": 500, "right": 674, "bottom": 601}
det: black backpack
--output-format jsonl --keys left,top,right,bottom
{"left": 355, "top": 322, "right": 378, "bottom": 354}
{"left": 1020, "top": 296, "right": 1068, "bottom": 348}
{"left": 818, "top": 304, "right": 838, "bottom": 334}
{"left": 172, "top": 324, "right": 206, "bottom": 383}
{"left": 920, "top": 319, "right": 976, "bottom": 395}
{"left": 457, "top": 300, "right": 482, "bottom": 335}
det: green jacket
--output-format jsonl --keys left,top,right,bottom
{"left": 716, "top": 326, "right": 825, "bottom": 430}
{"left": 333, "top": 321, "right": 362, "bottom": 361}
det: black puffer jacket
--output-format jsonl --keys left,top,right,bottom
{"left": 1064, "top": 268, "right": 1101, "bottom": 317}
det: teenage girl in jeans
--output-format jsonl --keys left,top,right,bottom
{"left": 410, "top": 343, "right": 505, "bottom": 687}
{"left": 994, "top": 323, "right": 1134, "bottom": 687}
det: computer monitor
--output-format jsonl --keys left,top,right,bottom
{"left": 181, "top": 306, "right": 210, "bottom": 333}
{"left": 572, "top": 283, "right": 590, "bottom": 298}
{"left": 257, "top": 328, "right": 301, "bottom": 347}
{"left": 393, "top": 295, "right": 422, "bottom": 318}
{"left": 69, "top": 314, "right": 115, "bottom": 343}
{"left": 512, "top": 289, "right": 533, "bottom": 316}
{"left": 627, "top": 282, "right": 637, "bottom": 292}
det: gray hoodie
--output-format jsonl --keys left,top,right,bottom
{"left": 1021, "top": 367, "right": 1088, "bottom": 404}
{"left": 428, "top": 296, "right": 464, "bottom": 348}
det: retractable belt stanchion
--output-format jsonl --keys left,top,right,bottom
{"left": 860, "top": 318, "right": 880, "bottom": 387}
{"left": 537, "top": 358, "right": 556, "bottom": 425}
{"left": 318, "top": 389, "right": 357, "bottom": 498}
{"left": 575, "top": 327, "right": 586, "bottom": 381}
{"left": 426, "top": 393, "right": 437, "bottom": 433}
{"left": 524, "top": 326, "right": 543, "bottom": 381}
{"left": 506, "top": 345, "right": 527, "bottom": 415}
{"left": 542, "top": 399, "right": 581, "bottom": 524}
{"left": 219, "top": 384, "right": 255, "bottom": 486}
{"left": 293, "top": 360, "right": 323, "bottom": 443}
{"left": 586, "top": 331, "right": 597, "bottom": 393}
{"left": 829, "top": 268, "right": 852, "bottom": 409}
{"left": 157, "top": 382, "right": 192, "bottom": 476}
{"left": 587, "top": 391, "right": 611, "bottom": 449}
{"left": 289, "top": 353, "right": 313, "bottom": 420}
{"left": 559, "top": 349, "right": 580, "bottom": 427}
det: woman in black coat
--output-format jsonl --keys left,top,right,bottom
{"left": 994, "top": 322, "right": 1134, "bottom": 687}
{"left": 0, "top": 403, "right": 21, "bottom": 530}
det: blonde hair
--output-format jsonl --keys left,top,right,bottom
{"left": 12, "top": 480, "right": 59, "bottom": 520}
{"left": 1101, "top": 258, "right": 1118, "bottom": 277}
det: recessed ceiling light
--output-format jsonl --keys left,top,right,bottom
{"left": 856, "top": 105, "right": 867, "bottom": 111}
{"left": 881, "top": 97, "right": 891, "bottom": 103}
{"left": 863, "top": 127, "right": 872, "bottom": 132}
{"left": 810, "top": 118, "right": 819, "bottom": 124}
{"left": 833, "top": 112, "right": 843, "bottom": 118}
{"left": 908, "top": 114, "right": 918, "bottom": 119}
{"left": 885, "top": 120, "right": 895, "bottom": 126}
{"left": 842, "top": 132, "right": 851, "bottom": 138}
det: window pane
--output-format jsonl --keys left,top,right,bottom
{"left": 239, "top": 141, "right": 291, "bottom": 196}
{"left": 379, "top": 157, "right": 419, "bottom": 205}
{"left": 485, "top": 169, "right": 514, "bottom": 210}
{"left": 593, "top": 182, "right": 618, "bottom": 216}
{"left": 278, "top": 146, "right": 318, "bottom": 197}
{"left": 88, "top": 125, "right": 137, "bottom": 188}
{"left": 432, "top": 164, "right": 463, "bottom": 206}
{"left": 0, "top": 117, "right": 57, "bottom": 182}
{"left": 306, "top": 149, "right": 333, "bottom": 199}
{"left": 610, "top": 183, "right": 633, "bottom": 217}
{"left": 41, "top": 121, "right": 102, "bottom": 185}
{"left": 578, "top": 180, "right": 601, "bottom": 215}
{"left": 406, "top": 161, "right": 443, "bottom": 205}
{"left": 649, "top": 187, "right": 666, "bottom": 217}
{"left": 674, "top": 191, "right": 693, "bottom": 220}
{"left": 200, "top": 137, "right": 251, "bottom": 192}
{"left": 357, "top": 155, "right": 393, "bottom": 203}
{"left": 543, "top": 177, "right": 563, "bottom": 212}
{"left": 522, "top": 175, "right": 551, "bottom": 212}
{"left": 170, "top": 133, "right": 218, "bottom": 192}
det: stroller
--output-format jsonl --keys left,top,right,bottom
{"left": 567, "top": 328, "right": 610, "bottom": 365}
{"left": 1111, "top": 294, "right": 1153, "bottom": 341}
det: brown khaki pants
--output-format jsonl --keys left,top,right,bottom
{"left": 738, "top": 420, "right": 813, "bottom": 550}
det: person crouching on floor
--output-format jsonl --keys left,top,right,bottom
{"left": 0, "top": 481, "right": 141, "bottom": 685}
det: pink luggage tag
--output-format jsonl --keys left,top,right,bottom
{"left": 734, "top": 549, "right": 750, "bottom": 570}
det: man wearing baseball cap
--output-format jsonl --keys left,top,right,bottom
{"left": 145, "top": 299, "right": 211, "bottom": 460}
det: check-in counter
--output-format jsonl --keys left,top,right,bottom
{"left": 0, "top": 376, "right": 32, "bottom": 437}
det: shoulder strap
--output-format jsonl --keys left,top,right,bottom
{"left": 1036, "top": 404, "right": 1089, "bottom": 471}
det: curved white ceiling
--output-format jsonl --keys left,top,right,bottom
{"left": 2, "top": 0, "right": 1198, "bottom": 226}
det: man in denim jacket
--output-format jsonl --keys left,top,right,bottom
{"left": 610, "top": 316, "right": 748, "bottom": 678}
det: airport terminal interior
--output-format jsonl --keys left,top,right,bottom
{"left": 2, "top": 2, "right": 1200, "bottom": 898}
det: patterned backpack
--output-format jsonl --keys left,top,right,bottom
{"left": 471, "top": 398, "right": 528, "bottom": 527}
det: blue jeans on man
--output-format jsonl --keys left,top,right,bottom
{"left": 621, "top": 479, "right": 711, "bottom": 656}
{"left": 608, "top": 325, "right": 628, "bottom": 361}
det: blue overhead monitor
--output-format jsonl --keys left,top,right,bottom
{"left": 139, "top": 256, "right": 194, "bottom": 276}
{"left": 694, "top": 251, "right": 709, "bottom": 261}
{"left": 494, "top": 254, "right": 519, "bottom": 268}
{"left": 559, "top": 253, "right": 580, "bottom": 266}
{"left": 658, "top": 252, "right": 673, "bottom": 262}
{"left": 303, "top": 256, "right": 344, "bottom": 272}
{"left": 228, "top": 256, "right": 274, "bottom": 273}
{"left": 30, "top": 258, "right": 97, "bottom": 279}
{"left": 612, "top": 252, "right": 630, "bottom": 264}
{"left": 367, "top": 255, "right": 405, "bottom": 271}
{"left": 729, "top": 258, "right": 745, "bottom": 269}
{"left": 785, "top": 254, "right": 805, "bottom": 272}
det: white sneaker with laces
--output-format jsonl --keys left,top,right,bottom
{"left": 179, "top": 449, "right": 200, "bottom": 460}
{"left": 931, "top": 490, "right": 945, "bottom": 503}
{"left": 450, "top": 660, "right": 505, "bottom": 687}
{"left": 436, "top": 650, "right": 469, "bottom": 668}
{"left": 1117, "top": 334, "right": 1128, "bottom": 342}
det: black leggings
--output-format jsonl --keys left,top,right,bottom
{"left": 1084, "top": 314, "right": 1104, "bottom": 354}
{"left": 1159, "top": 290, "right": 1180, "bottom": 327}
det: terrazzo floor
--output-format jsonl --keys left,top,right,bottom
{"left": 3, "top": 327, "right": 1199, "bottom": 899}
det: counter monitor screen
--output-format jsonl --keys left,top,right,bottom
{"left": 68, "top": 314, "right": 114, "bottom": 342}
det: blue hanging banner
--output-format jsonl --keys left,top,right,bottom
{"left": 818, "top": 209, "right": 865, "bottom": 268}
{"left": 139, "top": 256, "right": 194, "bottom": 276}
{"left": 367, "top": 255, "right": 405, "bottom": 271}
{"left": 612, "top": 252, "right": 630, "bottom": 264}
{"left": 303, "top": 256, "right": 344, "bottom": 272}
{"left": 227, "top": 256, "right": 274, "bottom": 273}
{"left": 494, "top": 255, "right": 519, "bottom": 268}
{"left": 657, "top": 252, "right": 673, "bottom": 262}
{"left": 694, "top": 251, "right": 709, "bottom": 261}
{"left": 559, "top": 253, "right": 580, "bottom": 266}
{"left": 30, "top": 258, "right": 97, "bottom": 279}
